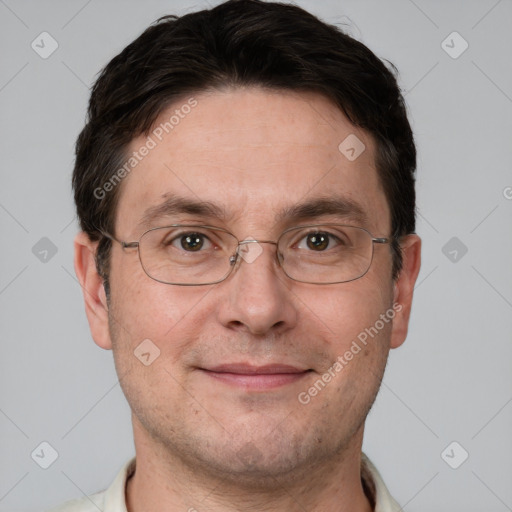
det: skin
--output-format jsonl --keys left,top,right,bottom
{"left": 75, "top": 87, "right": 421, "bottom": 512}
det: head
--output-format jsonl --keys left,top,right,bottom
{"left": 74, "top": 0, "right": 420, "bottom": 488}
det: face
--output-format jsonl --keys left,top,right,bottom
{"left": 76, "top": 87, "right": 420, "bottom": 484}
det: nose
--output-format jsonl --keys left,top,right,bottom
{"left": 216, "top": 241, "right": 298, "bottom": 336}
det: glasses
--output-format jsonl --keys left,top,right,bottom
{"left": 103, "top": 224, "right": 391, "bottom": 286}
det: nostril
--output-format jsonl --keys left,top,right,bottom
{"left": 227, "top": 320, "right": 246, "bottom": 331}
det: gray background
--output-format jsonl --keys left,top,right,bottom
{"left": 1, "top": 0, "right": 511, "bottom": 510}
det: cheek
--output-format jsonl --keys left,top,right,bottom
{"left": 106, "top": 284, "right": 196, "bottom": 416}
{"left": 302, "top": 273, "right": 394, "bottom": 351}
{"left": 107, "top": 264, "right": 217, "bottom": 366}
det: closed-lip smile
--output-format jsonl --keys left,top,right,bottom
{"left": 199, "top": 363, "right": 311, "bottom": 390}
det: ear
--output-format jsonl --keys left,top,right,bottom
{"left": 74, "top": 232, "right": 112, "bottom": 350}
{"left": 390, "top": 234, "right": 421, "bottom": 349}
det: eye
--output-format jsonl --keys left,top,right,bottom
{"left": 169, "top": 232, "right": 213, "bottom": 252}
{"left": 297, "top": 231, "right": 340, "bottom": 251}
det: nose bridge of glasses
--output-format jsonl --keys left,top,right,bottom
{"left": 236, "top": 239, "right": 279, "bottom": 258}
{"left": 238, "top": 239, "right": 278, "bottom": 247}
{"left": 231, "top": 239, "right": 280, "bottom": 267}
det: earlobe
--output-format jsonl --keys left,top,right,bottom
{"left": 390, "top": 234, "right": 422, "bottom": 349}
{"left": 74, "top": 232, "right": 113, "bottom": 350}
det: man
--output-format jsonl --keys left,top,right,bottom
{"left": 51, "top": 0, "right": 421, "bottom": 510}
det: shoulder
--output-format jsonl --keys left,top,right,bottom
{"left": 45, "top": 491, "right": 105, "bottom": 512}
{"left": 361, "top": 453, "right": 402, "bottom": 512}
{"left": 45, "top": 457, "right": 135, "bottom": 512}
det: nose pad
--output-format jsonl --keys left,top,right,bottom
{"left": 276, "top": 248, "right": 285, "bottom": 266}
{"left": 227, "top": 252, "right": 240, "bottom": 276}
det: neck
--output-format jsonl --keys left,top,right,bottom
{"left": 126, "top": 419, "right": 373, "bottom": 512}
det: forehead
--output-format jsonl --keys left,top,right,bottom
{"left": 115, "top": 87, "right": 390, "bottom": 236}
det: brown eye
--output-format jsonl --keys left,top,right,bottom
{"left": 305, "top": 232, "right": 330, "bottom": 251}
{"left": 179, "top": 233, "right": 205, "bottom": 251}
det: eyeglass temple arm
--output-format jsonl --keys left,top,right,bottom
{"left": 97, "top": 229, "right": 139, "bottom": 250}
{"left": 120, "top": 241, "right": 139, "bottom": 249}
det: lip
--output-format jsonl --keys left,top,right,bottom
{"left": 207, "top": 363, "right": 308, "bottom": 374}
{"left": 199, "top": 363, "right": 311, "bottom": 391}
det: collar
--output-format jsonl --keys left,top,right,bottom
{"left": 100, "top": 454, "right": 400, "bottom": 512}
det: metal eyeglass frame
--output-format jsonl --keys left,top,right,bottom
{"left": 100, "top": 224, "right": 391, "bottom": 286}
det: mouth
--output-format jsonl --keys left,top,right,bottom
{"left": 199, "top": 363, "right": 313, "bottom": 391}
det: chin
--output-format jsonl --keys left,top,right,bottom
{"left": 199, "top": 448, "right": 306, "bottom": 489}
{"left": 185, "top": 420, "right": 346, "bottom": 489}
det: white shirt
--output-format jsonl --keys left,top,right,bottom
{"left": 46, "top": 454, "right": 401, "bottom": 512}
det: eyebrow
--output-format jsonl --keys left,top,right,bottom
{"left": 139, "top": 194, "right": 227, "bottom": 228}
{"left": 138, "top": 194, "right": 368, "bottom": 228}
{"left": 275, "top": 196, "right": 368, "bottom": 225}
